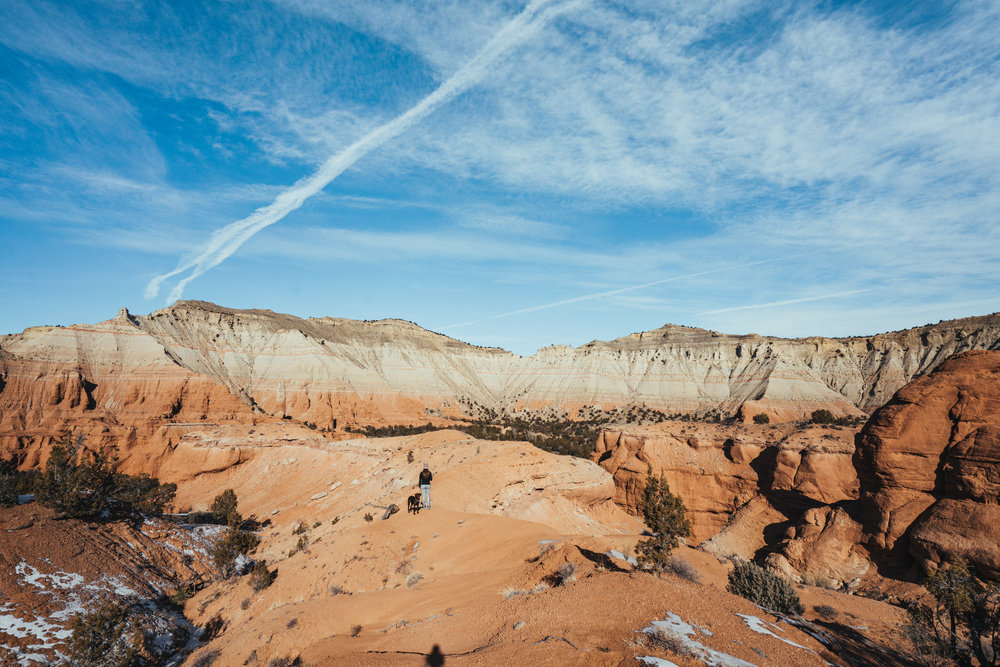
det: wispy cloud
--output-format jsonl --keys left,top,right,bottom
{"left": 144, "top": 0, "right": 582, "bottom": 302}
{"left": 2, "top": 0, "right": 999, "bottom": 353}
{"left": 443, "top": 253, "right": 820, "bottom": 329}
{"left": 697, "top": 289, "right": 870, "bottom": 316}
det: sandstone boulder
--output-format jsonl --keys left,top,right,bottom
{"left": 854, "top": 350, "right": 1000, "bottom": 575}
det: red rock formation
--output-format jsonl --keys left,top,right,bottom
{"left": 591, "top": 422, "right": 857, "bottom": 543}
{"left": 854, "top": 350, "right": 1000, "bottom": 576}
{"left": 0, "top": 312, "right": 260, "bottom": 473}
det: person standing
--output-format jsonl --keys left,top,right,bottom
{"left": 418, "top": 462, "right": 433, "bottom": 510}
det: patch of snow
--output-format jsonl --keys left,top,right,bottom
{"left": 735, "top": 614, "right": 811, "bottom": 652}
{"left": 103, "top": 577, "right": 138, "bottom": 597}
{"left": 639, "top": 612, "right": 756, "bottom": 667}
{"left": 15, "top": 562, "right": 84, "bottom": 590}
{"left": 329, "top": 481, "right": 342, "bottom": 490}
{"left": 604, "top": 549, "right": 639, "bottom": 566}
{"left": 638, "top": 658, "right": 680, "bottom": 667}
{"left": 538, "top": 539, "right": 558, "bottom": 544}
{"left": 0, "top": 604, "right": 73, "bottom": 650}
{"left": 310, "top": 492, "right": 328, "bottom": 500}
{"left": 350, "top": 479, "right": 359, "bottom": 486}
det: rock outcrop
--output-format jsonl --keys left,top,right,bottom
{"left": 855, "top": 350, "right": 1000, "bottom": 577}
{"left": 590, "top": 422, "right": 857, "bottom": 543}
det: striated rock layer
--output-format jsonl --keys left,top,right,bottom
{"left": 1, "top": 301, "right": 998, "bottom": 469}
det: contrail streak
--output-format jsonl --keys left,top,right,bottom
{"left": 697, "top": 289, "right": 869, "bottom": 315}
{"left": 146, "top": 0, "right": 579, "bottom": 302}
{"left": 442, "top": 253, "right": 821, "bottom": 329}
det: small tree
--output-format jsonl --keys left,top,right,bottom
{"left": 727, "top": 560, "right": 804, "bottom": 615}
{"left": 35, "top": 431, "right": 115, "bottom": 518}
{"left": 66, "top": 596, "right": 145, "bottom": 667}
{"left": 212, "top": 491, "right": 260, "bottom": 578}
{"left": 210, "top": 489, "right": 240, "bottom": 526}
{"left": 908, "top": 559, "right": 1000, "bottom": 666}
{"left": 0, "top": 458, "right": 21, "bottom": 507}
{"left": 810, "top": 409, "right": 836, "bottom": 424}
{"left": 636, "top": 467, "right": 691, "bottom": 573}
{"left": 112, "top": 473, "right": 176, "bottom": 515}
{"left": 249, "top": 560, "right": 275, "bottom": 591}
{"left": 33, "top": 432, "right": 176, "bottom": 518}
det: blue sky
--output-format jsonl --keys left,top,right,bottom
{"left": 1, "top": 0, "right": 998, "bottom": 355}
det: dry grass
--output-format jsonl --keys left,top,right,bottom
{"left": 646, "top": 628, "right": 698, "bottom": 659}
{"left": 667, "top": 556, "right": 701, "bottom": 584}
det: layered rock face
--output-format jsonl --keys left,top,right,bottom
{"left": 2, "top": 301, "right": 997, "bottom": 468}
{"left": 596, "top": 350, "right": 1000, "bottom": 586}
{"left": 590, "top": 422, "right": 858, "bottom": 543}
{"left": 855, "top": 350, "right": 1000, "bottom": 577}
{"left": 0, "top": 310, "right": 259, "bottom": 471}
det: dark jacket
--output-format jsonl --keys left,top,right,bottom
{"left": 418, "top": 469, "right": 432, "bottom": 486}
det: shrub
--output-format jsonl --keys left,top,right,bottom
{"left": 667, "top": 556, "right": 701, "bottom": 584}
{"left": 0, "top": 464, "right": 18, "bottom": 507}
{"left": 727, "top": 560, "right": 804, "bottom": 615}
{"left": 810, "top": 409, "right": 836, "bottom": 424}
{"left": 363, "top": 512, "right": 373, "bottom": 522}
{"left": 213, "top": 526, "right": 260, "bottom": 578}
{"left": 210, "top": 489, "right": 240, "bottom": 526}
{"left": 190, "top": 650, "right": 221, "bottom": 667}
{"left": 168, "top": 585, "right": 192, "bottom": 608}
{"left": 288, "top": 534, "right": 308, "bottom": 557}
{"left": 249, "top": 560, "right": 275, "bottom": 591}
{"left": 555, "top": 562, "right": 576, "bottom": 586}
{"left": 66, "top": 596, "right": 145, "bottom": 667}
{"left": 0, "top": 459, "right": 38, "bottom": 506}
{"left": 636, "top": 468, "right": 691, "bottom": 573}
{"left": 646, "top": 627, "right": 696, "bottom": 658}
{"left": 406, "top": 572, "right": 424, "bottom": 588}
{"left": 111, "top": 473, "right": 176, "bottom": 515}
{"left": 350, "top": 624, "right": 363, "bottom": 637}
{"left": 814, "top": 605, "right": 839, "bottom": 621}
{"left": 752, "top": 413, "right": 770, "bottom": 424}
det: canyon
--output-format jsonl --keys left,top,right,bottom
{"left": 2, "top": 301, "right": 1000, "bottom": 665}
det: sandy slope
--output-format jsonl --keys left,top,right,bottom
{"left": 1, "top": 429, "right": 919, "bottom": 666}
{"left": 170, "top": 431, "right": 909, "bottom": 666}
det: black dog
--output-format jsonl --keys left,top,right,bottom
{"left": 407, "top": 493, "right": 421, "bottom": 515}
